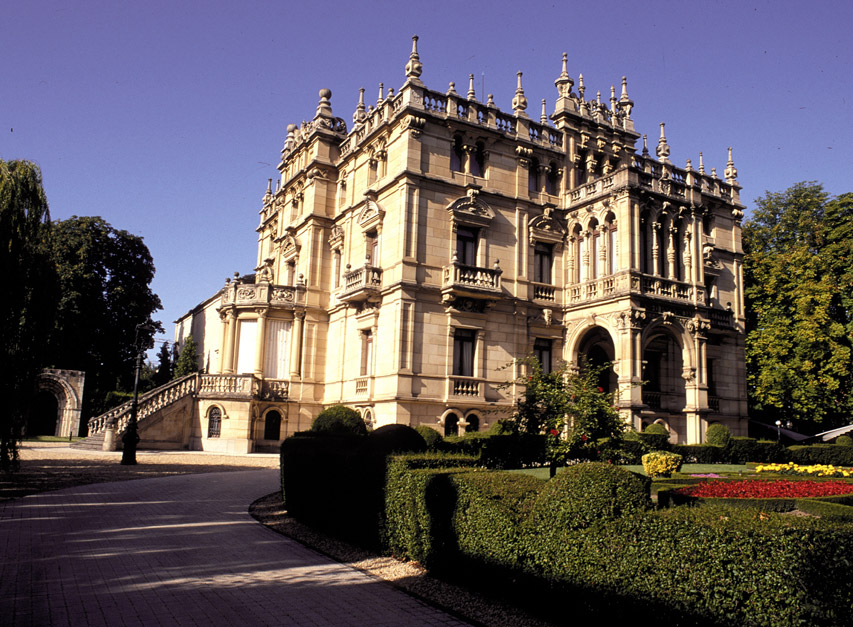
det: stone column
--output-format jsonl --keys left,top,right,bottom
{"left": 222, "top": 310, "right": 237, "bottom": 375}
{"left": 254, "top": 309, "right": 267, "bottom": 377}
{"left": 289, "top": 311, "right": 305, "bottom": 378}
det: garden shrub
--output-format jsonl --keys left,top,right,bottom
{"left": 836, "top": 435, "right": 853, "bottom": 447}
{"left": 705, "top": 422, "right": 732, "bottom": 447}
{"left": 670, "top": 443, "right": 725, "bottom": 464}
{"left": 310, "top": 404, "right": 368, "bottom": 436}
{"left": 789, "top": 443, "right": 853, "bottom": 466}
{"left": 526, "top": 462, "right": 651, "bottom": 533}
{"left": 383, "top": 453, "right": 479, "bottom": 566}
{"left": 449, "top": 471, "right": 544, "bottom": 571}
{"left": 641, "top": 451, "right": 683, "bottom": 477}
{"left": 796, "top": 498, "right": 853, "bottom": 522}
{"left": 727, "top": 437, "right": 784, "bottom": 463}
{"left": 415, "top": 425, "right": 443, "bottom": 450}
{"left": 368, "top": 424, "right": 427, "bottom": 455}
{"left": 639, "top": 423, "right": 670, "bottom": 450}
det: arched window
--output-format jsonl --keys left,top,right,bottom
{"left": 470, "top": 141, "right": 486, "bottom": 177}
{"left": 264, "top": 410, "right": 282, "bottom": 441}
{"left": 444, "top": 413, "right": 459, "bottom": 437}
{"left": 450, "top": 135, "right": 465, "bottom": 173}
{"left": 465, "top": 414, "right": 480, "bottom": 433}
{"left": 545, "top": 162, "right": 559, "bottom": 195}
{"left": 207, "top": 407, "right": 222, "bottom": 438}
{"left": 528, "top": 158, "right": 540, "bottom": 192}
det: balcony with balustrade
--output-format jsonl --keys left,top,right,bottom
{"left": 441, "top": 258, "right": 503, "bottom": 305}
{"left": 339, "top": 263, "right": 383, "bottom": 304}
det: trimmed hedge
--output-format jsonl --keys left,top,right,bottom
{"left": 727, "top": 437, "right": 785, "bottom": 463}
{"left": 705, "top": 422, "right": 732, "bottom": 447}
{"left": 414, "top": 425, "right": 443, "bottom": 450}
{"left": 789, "top": 444, "right": 853, "bottom": 466}
{"left": 670, "top": 443, "right": 726, "bottom": 464}
{"left": 441, "top": 432, "right": 547, "bottom": 468}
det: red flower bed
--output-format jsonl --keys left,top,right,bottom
{"left": 675, "top": 479, "right": 853, "bottom": 499}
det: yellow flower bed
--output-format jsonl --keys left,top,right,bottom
{"left": 755, "top": 462, "right": 853, "bottom": 478}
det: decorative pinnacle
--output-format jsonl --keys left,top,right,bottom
{"left": 656, "top": 122, "right": 671, "bottom": 163}
{"left": 610, "top": 85, "right": 617, "bottom": 111}
{"left": 577, "top": 73, "right": 585, "bottom": 100}
{"left": 619, "top": 76, "right": 634, "bottom": 118}
{"left": 555, "top": 52, "right": 574, "bottom": 97}
{"left": 487, "top": 93, "right": 495, "bottom": 107}
{"left": 315, "top": 88, "right": 333, "bottom": 119}
{"left": 467, "top": 74, "right": 476, "bottom": 101}
{"left": 512, "top": 71, "right": 528, "bottom": 113}
{"left": 377, "top": 82, "right": 384, "bottom": 105}
{"left": 541, "top": 99, "right": 548, "bottom": 124}
{"left": 447, "top": 81, "right": 458, "bottom": 96}
{"left": 698, "top": 152, "right": 705, "bottom": 174}
{"left": 724, "top": 146, "right": 738, "bottom": 181}
{"left": 405, "top": 35, "right": 423, "bottom": 80}
{"left": 353, "top": 87, "right": 366, "bottom": 123}
{"left": 642, "top": 134, "right": 649, "bottom": 157}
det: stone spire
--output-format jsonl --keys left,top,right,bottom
{"left": 642, "top": 134, "right": 649, "bottom": 157}
{"left": 377, "top": 82, "right": 384, "bottom": 106}
{"left": 619, "top": 76, "right": 633, "bottom": 118}
{"left": 698, "top": 152, "right": 705, "bottom": 174}
{"left": 405, "top": 35, "right": 423, "bottom": 83}
{"left": 656, "top": 122, "right": 671, "bottom": 163}
{"left": 467, "top": 74, "right": 477, "bottom": 101}
{"left": 512, "top": 71, "right": 528, "bottom": 116}
{"left": 554, "top": 52, "right": 574, "bottom": 98}
{"left": 540, "top": 99, "right": 548, "bottom": 125}
{"left": 577, "top": 73, "right": 585, "bottom": 100}
{"left": 724, "top": 146, "right": 738, "bottom": 181}
{"left": 353, "top": 87, "right": 366, "bottom": 123}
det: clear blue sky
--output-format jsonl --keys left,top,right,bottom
{"left": 3, "top": 0, "right": 851, "bottom": 353}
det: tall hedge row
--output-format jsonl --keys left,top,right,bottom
{"left": 382, "top": 461, "right": 853, "bottom": 626}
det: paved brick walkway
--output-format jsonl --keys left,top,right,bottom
{"left": 0, "top": 469, "right": 468, "bottom": 626}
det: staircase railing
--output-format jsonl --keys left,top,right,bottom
{"left": 87, "top": 373, "right": 200, "bottom": 436}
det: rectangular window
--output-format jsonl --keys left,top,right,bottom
{"left": 453, "top": 329, "right": 476, "bottom": 377}
{"left": 360, "top": 330, "right": 373, "bottom": 376}
{"left": 263, "top": 319, "right": 291, "bottom": 379}
{"left": 236, "top": 320, "right": 257, "bottom": 375}
{"left": 366, "top": 231, "right": 379, "bottom": 266}
{"left": 456, "top": 227, "right": 477, "bottom": 266}
{"left": 534, "top": 338, "right": 553, "bottom": 375}
{"left": 533, "top": 243, "right": 553, "bottom": 284}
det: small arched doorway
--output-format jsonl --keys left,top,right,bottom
{"left": 576, "top": 327, "right": 617, "bottom": 393}
{"left": 264, "top": 410, "right": 282, "bottom": 441}
{"left": 444, "top": 413, "right": 459, "bottom": 437}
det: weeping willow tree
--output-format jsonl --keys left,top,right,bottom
{"left": 0, "top": 159, "right": 57, "bottom": 471}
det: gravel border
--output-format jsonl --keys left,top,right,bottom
{"left": 250, "top": 492, "right": 556, "bottom": 627}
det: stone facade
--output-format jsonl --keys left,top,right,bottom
{"left": 175, "top": 37, "right": 748, "bottom": 450}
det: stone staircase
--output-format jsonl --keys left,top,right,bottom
{"left": 72, "top": 374, "right": 200, "bottom": 451}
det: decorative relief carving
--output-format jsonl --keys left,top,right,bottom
{"left": 271, "top": 288, "right": 295, "bottom": 303}
{"left": 237, "top": 287, "right": 256, "bottom": 300}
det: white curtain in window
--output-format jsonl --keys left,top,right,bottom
{"left": 264, "top": 319, "right": 291, "bottom": 379}
{"left": 236, "top": 320, "right": 257, "bottom": 374}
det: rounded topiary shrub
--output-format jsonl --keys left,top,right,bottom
{"left": 310, "top": 405, "right": 368, "bottom": 436}
{"left": 644, "top": 422, "right": 669, "bottom": 436}
{"left": 368, "top": 424, "right": 427, "bottom": 456}
{"left": 529, "top": 462, "right": 651, "bottom": 532}
{"left": 705, "top": 422, "right": 732, "bottom": 447}
{"left": 836, "top": 435, "right": 853, "bottom": 447}
{"left": 415, "top": 425, "right": 443, "bottom": 450}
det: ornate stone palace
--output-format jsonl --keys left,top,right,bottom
{"left": 85, "top": 37, "right": 748, "bottom": 452}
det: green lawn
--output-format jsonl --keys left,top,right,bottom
{"left": 21, "top": 435, "right": 81, "bottom": 443}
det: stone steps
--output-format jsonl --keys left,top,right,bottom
{"left": 70, "top": 431, "right": 107, "bottom": 451}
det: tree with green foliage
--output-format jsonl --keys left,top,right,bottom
{"left": 173, "top": 336, "right": 200, "bottom": 378}
{"left": 0, "top": 159, "right": 58, "bottom": 470}
{"left": 153, "top": 341, "right": 173, "bottom": 387}
{"left": 744, "top": 182, "right": 853, "bottom": 428}
{"left": 44, "top": 216, "right": 162, "bottom": 419}
{"left": 505, "top": 357, "right": 624, "bottom": 468}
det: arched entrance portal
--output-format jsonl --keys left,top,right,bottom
{"left": 576, "top": 327, "right": 617, "bottom": 393}
{"left": 30, "top": 391, "right": 59, "bottom": 436}
{"left": 34, "top": 370, "right": 85, "bottom": 438}
{"left": 642, "top": 332, "right": 686, "bottom": 414}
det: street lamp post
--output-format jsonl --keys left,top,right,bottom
{"left": 775, "top": 420, "right": 782, "bottom": 442}
{"left": 121, "top": 324, "right": 155, "bottom": 466}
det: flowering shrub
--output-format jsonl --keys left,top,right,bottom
{"left": 755, "top": 462, "right": 853, "bottom": 478}
{"left": 641, "top": 451, "right": 683, "bottom": 478}
{"left": 675, "top": 479, "right": 853, "bottom": 499}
